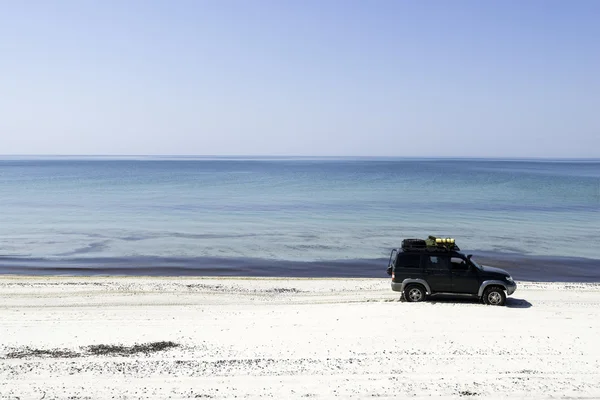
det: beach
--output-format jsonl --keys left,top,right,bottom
{"left": 1, "top": 277, "right": 600, "bottom": 399}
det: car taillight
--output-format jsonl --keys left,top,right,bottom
{"left": 391, "top": 272, "right": 395, "bottom": 280}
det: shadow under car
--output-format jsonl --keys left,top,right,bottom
{"left": 405, "top": 294, "right": 532, "bottom": 308}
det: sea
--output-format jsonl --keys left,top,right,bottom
{"left": 1, "top": 157, "right": 599, "bottom": 281}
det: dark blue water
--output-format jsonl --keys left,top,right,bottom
{"left": 1, "top": 157, "right": 599, "bottom": 280}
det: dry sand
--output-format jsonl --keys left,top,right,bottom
{"left": 1, "top": 276, "right": 599, "bottom": 399}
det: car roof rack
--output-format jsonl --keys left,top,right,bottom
{"left": 401, "top": 236, "right": 460, "bottom": 252}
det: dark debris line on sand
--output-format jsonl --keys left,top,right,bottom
{"left": 4, "top": 348, "right": 80, "bottom": 359}
{"left": 87, "top": 341, "right": 179, "bottom": 356}
{"left": 3, "top": 341, "right": 180, "bottom": 359}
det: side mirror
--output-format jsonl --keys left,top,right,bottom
{"left": 467, "top": 254, "right": 472, "bottom": 260}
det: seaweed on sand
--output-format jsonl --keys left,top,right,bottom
{"left": 3, "top": 341, "right": 180, "bottom": 359}
{"left": 86, "top": 341, "right": 179, "bottom": 356}
{"left": 5, "top": 347, "right": 80, "bottom": 359}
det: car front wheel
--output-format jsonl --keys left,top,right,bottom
{"left": 483, "top": 286, "right": 506, "bottom": 306}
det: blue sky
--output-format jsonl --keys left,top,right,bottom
{"left": 1, "top": 0, "right": 598, "bottom": 157}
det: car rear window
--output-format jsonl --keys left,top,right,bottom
{"left": 396, "top": 254, "right": 421, "bottom": 269}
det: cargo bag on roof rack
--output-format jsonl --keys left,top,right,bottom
{"left": 401, "top": 239, "right": 427, "bottom": 251}
{"left": 401, "top": 236, "right": 461, "bottom": 252}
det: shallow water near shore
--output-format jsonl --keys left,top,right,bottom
{"left": 1, "top": 157, "right": 599, "bottom": 280}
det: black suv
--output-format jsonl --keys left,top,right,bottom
{"left": 386, "top": 237, "right": 516, "bottom": 306}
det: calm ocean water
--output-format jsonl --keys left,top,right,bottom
{"left": 1, "top": 157, "right": 599, "bottom": 280}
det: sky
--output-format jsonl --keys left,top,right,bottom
{"left": 0, "top": 0, "right": 599, "bottom": 157}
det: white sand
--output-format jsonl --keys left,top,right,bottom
{"left": 1, "top": 277, "right": 600, "bottom": 399}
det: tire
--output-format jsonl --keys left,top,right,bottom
{"left": 482, "top": 286, "right": 506, "bottom": 306}
{"left": 404, "top": 284, "right": 426, "bottom": 303}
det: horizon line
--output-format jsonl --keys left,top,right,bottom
{"left": 0, "top": 154, "right": 599, "bottom": 161}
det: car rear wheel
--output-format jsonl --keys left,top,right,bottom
{"left": 483, "top": 286, "right": 506, "bottom": 306}
{"left": 404, "top": 284, "right": 426, "bottom": 303}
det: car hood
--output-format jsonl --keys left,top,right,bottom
{"left": 480, "top": 265, "right": 510, "bottom": 276}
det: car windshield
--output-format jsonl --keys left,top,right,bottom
{"left": 469, "top": 257, "right": 483, "bottom": 270}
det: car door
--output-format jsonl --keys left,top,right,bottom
{"left": 422, "top": 255, "right": 452, "bottom": 293}
{"left": 450, "top": 256, "right": 480, "bottom": 294}
{"left": 387, "top": 249, "right": 397, "bottom": 276}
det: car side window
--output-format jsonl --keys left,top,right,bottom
{"left": 396, "top": 254, "right": 421, "bottom": 269}
{"left": 451, "top": 257, "right": 469, "bottom": 271}
{"left": 426, "top": 255, "right": 450, "bottom": 270}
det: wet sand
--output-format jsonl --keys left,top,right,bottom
{"left": 2, "top": 251, "right": 600, "bottom": 282}
{"left": 1, "top": 277, "right": 600, "bottom": 399}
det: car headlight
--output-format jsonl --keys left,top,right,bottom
{"left": 505, "top": 276, "right": 514, "bottom": 283}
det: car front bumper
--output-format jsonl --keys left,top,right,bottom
{"left": 506, "top": 282, "right": 517, "bottom": 295}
